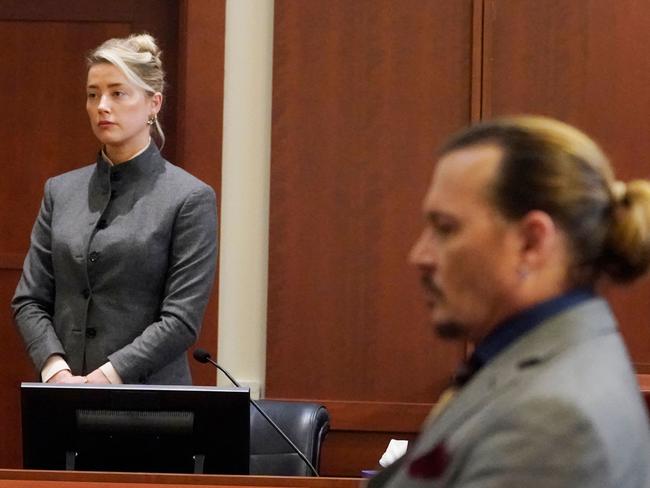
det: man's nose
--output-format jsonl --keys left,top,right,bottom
{"left": 408, "top": 228, "right": 436, "bottom": 269}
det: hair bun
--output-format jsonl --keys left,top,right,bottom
{"left": 128, "top": 33, "right": 161, "bottom": 59}
{"left": 601, "top": 179, "right": 650, "bottom": 282}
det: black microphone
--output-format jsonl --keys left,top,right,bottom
{"left": 192, "top": 348, "right": 319, "bottom": 476}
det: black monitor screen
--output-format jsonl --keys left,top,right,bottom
{"left": 21, "top": 382, "right": 249, "bottom": 474}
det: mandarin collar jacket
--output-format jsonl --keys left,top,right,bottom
{"left": 12, "top": 143, "right": 218, "bottom": 384}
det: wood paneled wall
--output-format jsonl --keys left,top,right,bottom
{"left": 268, "top": 0, "right": 475, "bottom": 475}
{"left": 481, "top": 0, "right": 650, "bottom": 371}
{"left": 2, "top": 0, "right": 650, "bottom": 479}
{"left": 268, "top": 0, "right": 650, "bottom": 476}
{"left": 0, "top": 0, "right": 224, "bottom": 468}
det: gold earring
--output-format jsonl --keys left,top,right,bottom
{"left": 147, "top": 115, "right": 157, "bottom": 126}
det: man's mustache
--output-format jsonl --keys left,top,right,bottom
{"left": 420, "top": 273, "right": 443, "bottom": 300}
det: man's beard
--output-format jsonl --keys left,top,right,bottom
{"left": 420, "top": 273, "right": 468, "bottom": 340}
{"left": 434, "top": 321, "right": 468, "bottom": 340}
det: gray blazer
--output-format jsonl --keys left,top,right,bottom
{"left": 370, "top": 298, "right": 650, "bottom": 487}
{"left": 12, "top": 143, "right": 218, "bottom": 384}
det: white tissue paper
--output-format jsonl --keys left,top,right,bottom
{"left": 379, "top": 439, "right": 409, "bottom": 467}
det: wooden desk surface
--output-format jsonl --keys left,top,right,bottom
{"left": 0, "top": 470, "right": 362, "bottom": 488}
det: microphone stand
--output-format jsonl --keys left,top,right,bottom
{"left": 197, "top": 353, "right": 320, "bottom": 476}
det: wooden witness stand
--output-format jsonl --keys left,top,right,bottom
{"left": 2, "top": 380, "right": 648, "bottom": 488}
{"left": 0, "top": 470, "right": 362, "bottom": 488}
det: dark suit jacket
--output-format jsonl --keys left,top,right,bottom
{"left": 12, "top": 143, "right": 218, "bottom": 384}
{"left": 369, "top": 298, "right": 650, "bottom": 487}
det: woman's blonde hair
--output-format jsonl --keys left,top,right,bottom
{"left": 440, "top": 115, "right": 650, "bottom": 285}
{"left": 87, "top": 33, "right": 165, "bottom": 148}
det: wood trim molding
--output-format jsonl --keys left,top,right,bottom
{"left": 0, "top": 469, "right": 361, "bottom": 487}
{"left": 324, "top": 400, "right": 431, "bottom": 433}
{"left": 635, "top": 364, "right": 650, "bottom": 374}
{"left": 269, "top": 398, "right": 432, "bottom": 433}
{"left": 638, "top": 374, "right": 650, "bottom": 389}
{"left": 279, "top": 373, "right": 650, "bottom": 432}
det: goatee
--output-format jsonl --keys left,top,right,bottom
{"left": 435, "top": 321, "right": 467, "bottom": 340}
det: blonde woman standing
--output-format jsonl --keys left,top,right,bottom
{"left": 12, "top": 34, "right": 217, "bottom": 385}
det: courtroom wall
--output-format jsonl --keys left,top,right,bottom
{"left": 2, "top": 0, "right": 650, "bottom": 478}
{"left": 267, "top": 0, "right": 650, "bottom": 476}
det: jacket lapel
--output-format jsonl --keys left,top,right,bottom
{"left": 407, "top": 297, "right": 617, "bottom": 461}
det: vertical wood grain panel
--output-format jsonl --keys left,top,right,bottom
{"left": 0, "top": 269, "right": 34, "bottom": 469}
{"left": 0, "top": 22, "right": 130, "bottom": 255}
{"left": 177, "top": 0, "right": 226, "bottom": 384}
{"left": 482, "top": 0, "right": 650, "bottom": 369}
{"left": 470, "top": 0, "right": 485, "bottom": 122}
{"left": 268, "top": 0, "right": 473, "bottom": 405}
{"left": 0, "top": 0, "right": 183, "bottom": 467}
{"left": 267, "top": 1, "right": 478, "bottom": 467}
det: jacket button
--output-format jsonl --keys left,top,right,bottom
{"left": 110, "top": 172, "right": 122, "bottom": 182}
{"left": 82, "top": 289, "right": 90, "bottom": 299}
{"left": 88, "top": 252, "right": 100, "bottom": 263}
{"left": 86, "top": 328, "right": 97, "bottom": 338}
{"left": 97, "top": 219, "right": 107, "bottom": 230}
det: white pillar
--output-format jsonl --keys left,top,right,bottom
{"left": 217, "top": 0, "right": 274, "bottom": 399}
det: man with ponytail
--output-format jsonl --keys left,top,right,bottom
{"left": 370, "top": 116, "right": 650, "bottom": 487}
{"left": 12, "top": 34, "right": 217, "bottom": 385}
